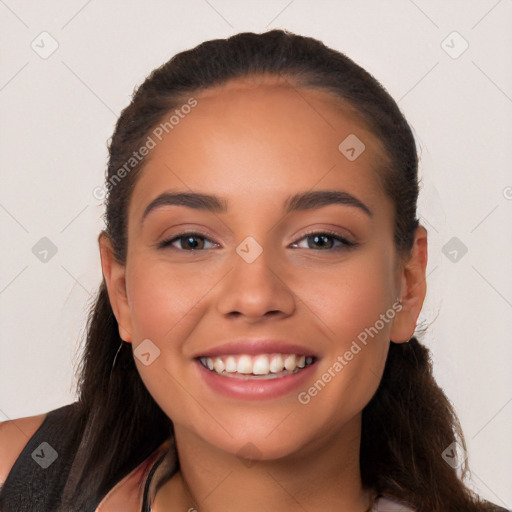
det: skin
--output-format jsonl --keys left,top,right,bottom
{"left": 100, "top": 75, "right": 428, "bottom": 512}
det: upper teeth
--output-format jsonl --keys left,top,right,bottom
{"left": 199, "top": 354, "right": 314, "bottom": 376}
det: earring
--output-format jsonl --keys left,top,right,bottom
{"left": 110, "top": 340, "right": 128, "bottom": 378}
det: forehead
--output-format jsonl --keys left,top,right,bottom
{"left": 128, "top": 75, "right": 391, "bottom": 224}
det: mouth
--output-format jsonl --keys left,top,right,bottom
{"left": 196, "top": 353, "right": 317, "bottom": 380}
{"left": 192, "top": 339, "right": 320, "bottom": 400}
{"left": 194, "top": 352, "right": 319, "bottom": 400}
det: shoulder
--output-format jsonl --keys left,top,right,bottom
{"left": 0, "top": 411, "right": 48, "bottom": 486}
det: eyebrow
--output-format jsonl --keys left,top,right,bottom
{"left": 141, "top": 189, "right": 372, "bottom": 225}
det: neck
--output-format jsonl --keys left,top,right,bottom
{"left": 153, "top": 415, "right": 374, "bottom": 512}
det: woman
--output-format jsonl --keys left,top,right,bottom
{"left": 0, "top": 29, "right": 507, "bottom": 512}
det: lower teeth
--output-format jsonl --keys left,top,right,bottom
{"left": 218, "top": 368, "right": 303, "bottom": 380}
{"left": 201, "top": 362, "right": 312, "bottom": 379}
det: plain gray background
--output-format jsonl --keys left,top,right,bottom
{"left": 1, "top": 0, "right": 511, "bottom": 506}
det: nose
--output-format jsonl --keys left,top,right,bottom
{"left": 216, "top": 244, "right": 296, "bottom": 322}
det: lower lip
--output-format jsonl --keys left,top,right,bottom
{"left": 194, "top": 359, "right": 317, "bottom": 400}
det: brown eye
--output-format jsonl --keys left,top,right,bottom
{"left": 158, "top": 232, "right": 217, "bottom": 251}
{"left": 291, "top": 231, "right": 356, "bottom": 251}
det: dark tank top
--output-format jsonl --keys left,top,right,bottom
{"left": 0, "top": 403, "right": 170, "bottom": 512}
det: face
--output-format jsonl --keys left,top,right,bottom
{"left": 102, "top": 75, "right": 420, "bottom": 462}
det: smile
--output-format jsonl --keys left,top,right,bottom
{"left": 198, "top": 353, "right": 316, "bottom": 379}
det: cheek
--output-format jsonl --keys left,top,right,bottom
{"left": 124, "top": 258, "right": 206, "bottom": 429}
{"left": 124, "top": 256, "right": 220, "bottom": 422}
{"left": 292, "top": 251, "right": 394, "bottom": 420}
{"left": 294, "top": 250, "right": 395, "bottom": 349}
{"left": 125, "top": 257, "right": 209, "bottom": 341}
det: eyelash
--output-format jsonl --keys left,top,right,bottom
{"left": 157, "top": 230, "right": 357, "bottom": 252}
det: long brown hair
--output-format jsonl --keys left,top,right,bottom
{"left": 56, "top": 29, "right": 503, "bottom": 511}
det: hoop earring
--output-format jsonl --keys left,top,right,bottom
{"left": 110, "top": 340, "right": 128, "bottom": 378}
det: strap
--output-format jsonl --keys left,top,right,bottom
{"left": 140, "top": 439, "right": 179, "bottom": 512}
{"left": 141, "top": 452, "right": 167, "bottom": 512}
{"left": 0, "top": 403, "right": 81, "bottom": 512}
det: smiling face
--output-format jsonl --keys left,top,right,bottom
{"left": 100, "top": 75, "right": 420, "bottom": 462}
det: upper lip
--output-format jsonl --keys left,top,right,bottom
{"left": 192, "top": 339, "right": 319, "bottom": 359}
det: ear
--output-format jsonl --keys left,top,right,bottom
{"left": 98, "top": 231, "right": 134, "bottom": 343}
{"left": 389, "top": 225, "right": 428, "bottom": 343}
